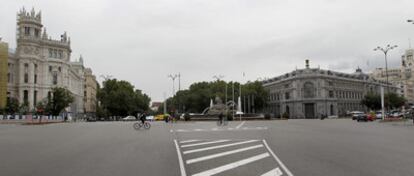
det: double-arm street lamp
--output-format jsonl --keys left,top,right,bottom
{"left": 373, "top": 44, "right": 398, "bottom": 114}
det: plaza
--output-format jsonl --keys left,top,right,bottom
{"left": 1, "top": 119, "right": 413, "bottom": 176}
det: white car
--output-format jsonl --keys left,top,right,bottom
{"left": 122, "top": 116, "right": 137, "bottom": 121}
{"left": 146, "top": 116, "right": 154, "bottom": 121}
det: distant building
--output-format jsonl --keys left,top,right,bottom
{"left": 6, "top": 7, "right": 86, "bottom": 115}
{"left": 84, "top": 67, "right": 98, "bottom": 116}
{"left": 263, "top": 60, "right": 397, "bottom": 119}
{"left": 370, "top": 48, "right": 414, "bottom": 104}
{"left": 0, "top": 39, "right": 8, "bottom": 109}
{"left": 151, "top": 102, "right": 162, "bottom": 112}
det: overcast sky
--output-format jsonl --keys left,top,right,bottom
{"left": 1, "top": 0, "right": 414, "bottom": 101}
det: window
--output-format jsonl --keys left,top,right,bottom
{"left": 53, "top": 50, "right": 57, "bottom": 58}
{"left": 285, "top": 92, "right": 290, "bottom": 100}
{"left": 7, "top": 73, "right": 11, "bottom": 83}
{"left": 328, "top": 81, "right": 333, "bottom": 86}
{"left": 53, "top": 73, "right": 58, "bottom": 85}
{"left": 34, "top": 29, "right": 40, "bottom": 37}
{"left": 329, "top": 91, "right": 334, "bottom": 98}
{"left": 49, "top": 49, "right": 53, "bottom": 57}
{"left": 58, "top": 67, "right": 61, "bottom": 72}
{"left": 34, "top": 74, "right": 37, "bottom": 84}
{"left": 23, "top": 90, "right": 29, "bottom": 104}
{"left": 49, "top": 66, "right": 52, "bottom": 72}
{"left": 303, "top": 82, "right": 315, "bottom": 98}
{"left": 24, "top": 73, "right": 28, "bottom": 83}
{"left": 24, "top": 27, "right": 30, "bottom": 35}
{"left": 58, "top": 51, "right": 63, "bottom": 59}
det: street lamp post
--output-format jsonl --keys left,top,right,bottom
{"left": 168, "top": 74, "right": 178, "bottom": 96}
{"left": 374, "top": 44, "right": 398, "bottom": 117}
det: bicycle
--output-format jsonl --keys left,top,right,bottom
{"left": 133, "top": 121, "right": 151, "bottom": 130}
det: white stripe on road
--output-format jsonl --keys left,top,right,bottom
{"left": 186, "top": 144, "right": 264, "bottom": 164}
{"left": 192, "top": 153, "right": 270, "bottom": 176}
{"left": 236, "top": 121, "right": 246, "bottom": 129}
{"left": 263, "top": 140, "right": 294, "bottom": 176}
{"left": 183, "top": 140, "right": 259, "bottom": 154}
{"left": 180, "top": 140, "right": 201, "bottom": 144}
{"left": 174, "top": 140, "right": 187, "bottom": 176}
{"left": 173, "top": 127, "right": 268, "bottom": 133}
{"left": 181, "top": 140, "right": 230, "bottom": 148}
{"left": 261, "top": 167, "right": 283, "bottom": 176}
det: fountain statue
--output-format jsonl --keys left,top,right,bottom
{"left": 202, "top": 96, "right": 239, "bottom": 115}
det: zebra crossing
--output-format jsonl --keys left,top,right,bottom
{"left": 174, "top": 139, "right": 293, "bottom": 176}
{"left": 171, "top": 126, "right": 268, "bottom": 133}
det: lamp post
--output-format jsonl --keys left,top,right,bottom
{"left": 168, "top": 74, "right": 178, "bottom": 96}
{"left": 374, "top": 44, "right": 398, "bottom": 116}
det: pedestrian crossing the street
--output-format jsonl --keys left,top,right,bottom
{"left": 174, "top": 139, "right": 293, "bottom": 176}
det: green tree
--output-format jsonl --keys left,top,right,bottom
{"left": 98, "top": 79, "right": 150, "bottom": 119}
{"left": 167, "top": 80, "right": 269, "bottom": 113}
{"left": 5, "top": 98, "right": 19, "bottom": 114}
{"left": 361, "top": 92, "right": 406, "bottom": 110}
{"left": 361, "top": 93, "right": 381, "bottom": 110}
{"left": 46, "top": 87, "right": 74, "bottom": 116}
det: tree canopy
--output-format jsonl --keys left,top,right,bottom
{"left": 97, "top": 79, "right": 150, "bottom": 118}
{"left": 361, "top": 92, "right": 406, "bottom": 110}
{"left": 161, "top": 80, "right": 269, "bottom": 113}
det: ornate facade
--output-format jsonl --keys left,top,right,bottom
{"left": 263, "top": 60, "right": 397, "bottom": 119}
{"left": 6, "top": 8, "right": 85, "bottom": 115}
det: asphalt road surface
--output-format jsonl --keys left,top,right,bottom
{"left": 0, "top": 119, "right": 413, "bottom": 176}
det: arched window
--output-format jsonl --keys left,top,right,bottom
{"left": 286, "top": 105, "right": 290, "bottom": 115}
{"left": 303, "top": 82, "right": 315, "bottom": 98}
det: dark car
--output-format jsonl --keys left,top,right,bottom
{"left": 357, "top": 113, "right": 373, "bottom": 122}
{"left": 351, "top": 112, "right": 364, "bottom": 120}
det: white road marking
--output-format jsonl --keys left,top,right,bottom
{"left": 174, "top": 140, "right": 187, "bottom": 176}
{"left": 261, "top": 167, "right": 283, "bottom": 176}
{"left": 170, "top": 129, "right": 174, "bottom": 133}
{"left": 236, "top": 121, "right": 246, "bottom": 129}
{"left": 180, "top": 140, "right": 201, "bottom": 144}
{"left": 186, "top": 144, "right": 264, "bottom": 164}
{"left": 181, "top": 140, "right": 230, "bottom": 148}
{"left": 183, "top": 140, "right": 259, "bottom": 154}
{"left": 263, "top": 140, "right": 294, "bottom": 176}
{"left": 192, "top": 153, "right": 270, "bottom": 176}
{"left": 172, "top": 127, "right": 268, "bottom": 133}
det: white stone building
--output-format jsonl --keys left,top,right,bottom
{"left": 6, "top": 7, "right": 85, "bottom": 115}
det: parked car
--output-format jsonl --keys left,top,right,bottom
{"left": 375, "top": 111, "right": 384, "bottom": 119}
{"left": 122, "top": 116, "right": 137, "bottom": 121}
{"left": 351, "top": 111, "right": 365, "bottom": 120}
{"left": 357, "top": 113, "right": 373, "bottom": 122}
{"left": 154, "top": 114, "right": 169, "bottom": 121}
{"left": 146, "top": 115, "right": 154, "bottom": 121}
{"left": 390, "top": 111, "right": 403, "bottom": 118}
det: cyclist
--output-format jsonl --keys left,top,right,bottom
{"left": 140, "top": 112, "right": 147, "bottom": 124}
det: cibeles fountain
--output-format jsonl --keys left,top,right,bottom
{"left": 202, "top": 96, "right": 241, "bottom": 116}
